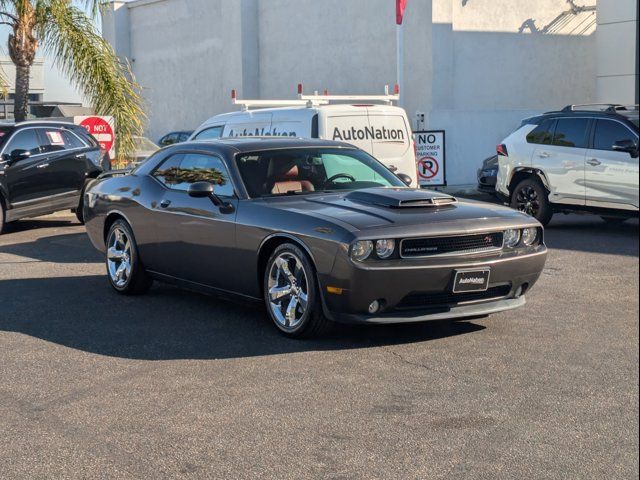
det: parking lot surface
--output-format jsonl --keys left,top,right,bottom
{"left": 0, "top": 213, "right": 638, "bottom": 479}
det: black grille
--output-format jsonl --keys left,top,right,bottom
{"left": 400, "top": 232, "right": 504, "bottom": 258}
{"left": 396, "top": 285, "right": 512, "bottom": 311}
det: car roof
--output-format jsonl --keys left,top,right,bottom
{"left": 525, "top": 109, "right": 639, "bottom": 130}
{"left": 181, "top": 136, "right": 358, "bottom": 153}
{"left": 198, "top": 104, "right": 407, "bottom": 128}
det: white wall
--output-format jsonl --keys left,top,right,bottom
{"left": 596, "top": 0, "right": 638, "bottom": 104}
{"left": 430, "top": 0, "right": 596, "bottom": 185}
{"left": 118, "top": 0, "right": 246, "bottom": 140}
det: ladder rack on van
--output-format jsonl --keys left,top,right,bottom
{"left": 231, "top": 84, "right": 399, "bottom": 111}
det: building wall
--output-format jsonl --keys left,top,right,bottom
{"left": 430, "top": 0, "right": 596, "bottom": 184}
{"left": 103, "top": 0, "right": 600, "bottom": 185}
{"left": 596, "top": 0, "right": 638, "bottom": 104}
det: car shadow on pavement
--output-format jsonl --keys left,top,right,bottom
{"left": 0, "top": 275, "right": 486, "bottom": 360}
{"left": 543, "top": 215, "right": 639, "bottom": 257}
{"left": 1, "top": 217, "right": 78, "bottom": 233}
{"left": 0, "top": 233, "right": 100, "bottom": 264}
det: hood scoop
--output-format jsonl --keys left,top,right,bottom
{"left": 345, "top": 188, "right": 458, "bottom": 209}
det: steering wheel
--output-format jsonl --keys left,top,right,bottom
{"left": 323, "top": 173, "right": 356, "bottom": 189}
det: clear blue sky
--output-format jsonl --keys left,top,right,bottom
{"left": 0, "top": 1, "right": 97, "bottom": 103}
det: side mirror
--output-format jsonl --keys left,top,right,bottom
{"left": 187, "top": 181, "right": 233, "bottom": 211}
{"left": 612, "top": 140, "right": 638, "bottom": 158}
{"left": 8, "top": 149, "right": 31, "bottom": 165}
{"left": 397, "top": 173, "right": 413, "bottom": 186}
{"left": 188, "top": 181, "right": 215, "bottom": 198}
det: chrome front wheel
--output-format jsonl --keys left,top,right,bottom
{"left": 267, "top": 252, "right": 309, "bottom": 329}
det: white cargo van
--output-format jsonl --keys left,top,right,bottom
{"left": 189, "top": 86, "right": 418, "bottom": 186}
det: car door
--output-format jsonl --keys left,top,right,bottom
{"left": 1, "top": 128, "right": 54, "bottom": 206}
{"left": 531, "top": 117, "right": 589, "bottom": 206}
{"left": 585, "top": 119, "right": 639, "bottom": 209}
{"left": 36, "top": 127, "right": 88, "bottom": 196}
{"left": 148, "top": 151, "right": 239, "bottom": 289}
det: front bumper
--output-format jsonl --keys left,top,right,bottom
{"left": 320, "top": 246, "right": 547, "bottom": 324}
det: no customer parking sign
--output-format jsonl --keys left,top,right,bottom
{"left": 414, "top": 130, "right": 446, "bottom": 187}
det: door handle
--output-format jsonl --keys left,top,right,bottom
{"left": 159, "top": 199, "right": 171, "bottom": 208}
{"left": 37, "top": 163, "right": 50, "bottom": 169}
{"left": 537, "top": 152, "right": 550, "bottom": 158}
{"left": 75, "top": 153, "right": 86, "bottom": 159}
{"left": 587, "top": 159, "right": 601, "bottom": 166}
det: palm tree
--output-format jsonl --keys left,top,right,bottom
{"left": 0, "top": 0, "right": 144, "bottom": 155}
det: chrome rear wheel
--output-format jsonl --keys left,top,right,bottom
{"left": 107, "top": 226, "right": 132, "bottom": 288}
{"left": 105, "top": 219, "right": 152, "bottom": 295}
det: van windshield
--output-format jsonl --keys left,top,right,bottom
{"left": 235, "top": 148, "right": 404, "bottom": 198}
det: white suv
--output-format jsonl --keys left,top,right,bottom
{"left": 496, "top": 105, "right": 639, "bottom": 225}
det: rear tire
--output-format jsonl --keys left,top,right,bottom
{"left": 263, "top": 243, "right": 330, "bottom": 338}
{"left": 511, "top": 177, "right": 553, "bottom": 226}
{"left": 106, "top": 219, "right": 153, "bottom": 295}
{"left": 0, "top": 200, "right": 5, "bottom": 235}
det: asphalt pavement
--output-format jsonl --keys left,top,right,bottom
{"left": 0, "top": 212, "right": 638, "bottom": 479}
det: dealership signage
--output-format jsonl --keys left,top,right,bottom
{"left": 74, "top": 116, "right": 116, "bottom": 159}
{"left": 414, "top": 130, "right": 446, "bottom": 187}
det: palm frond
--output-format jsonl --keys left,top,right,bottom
{"left": 36, "top": 0, "right": 145, "bottom": 156}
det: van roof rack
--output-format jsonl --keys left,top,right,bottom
{"left": 231, "top": 84, "right": 399, "bottom": 111}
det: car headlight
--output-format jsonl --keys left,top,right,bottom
{"left": 351, "top": 240, "right": 373, "bottom": 262}
{"left": 521, "top": 227, "right": 538, "bottom": 246}
{"left": 504, "top": 229, "right": 521, "bottom": 248}
{"left": 375, "top": 239, "right": 395, "bottom": 259}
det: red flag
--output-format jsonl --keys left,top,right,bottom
{"left": 396, "top": 0, "right": 407, "bottom": 25}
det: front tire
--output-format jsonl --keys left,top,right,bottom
{"left": 511, "top": 177, "right": 553, "bottom": 226}
{"left": 263, "top": 243, "right": 329, "bottom": 338}
{"left": 106, "top": 219, "right": 153, "bottom": 295}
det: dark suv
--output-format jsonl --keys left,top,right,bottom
{"left": 0, "top": 121, "right": 108, "bottom": 234}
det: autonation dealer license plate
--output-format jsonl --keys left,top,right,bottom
{"left": 453, "top": 268, "right": 491, "bottom": 293}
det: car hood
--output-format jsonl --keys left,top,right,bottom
{"left": 261, "top": 187, "right": 536, "bottom": 235}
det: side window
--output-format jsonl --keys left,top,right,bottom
{"left": 61, "top": 130, "right": 86, "bottom": 149}
{"left": 526, "top": 119, "right": 555, "bottom": 145}
{"left": 153, "top": 153, "right": 234, "bottom": 197}
{"left": 153, "top": 154, "right": 184, "bottom": 186}
{"left": 38, "top": 128, "right": 84, "bottom": 153}
{"left": 593, "top": 120, "right": 637, "bottom": 151}
{"left": 194, "top": 126, "right": 223, "bottom": 140}
{"left": 4, "top": 129, "right": 41, "bottom": 156}
{"left": 160, "top": 133, "right": 178, "bottom": 146}
{"left": 552, "top": 118, "right": 589, "bottom": 148}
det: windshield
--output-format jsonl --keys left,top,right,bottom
{"left": 134, "top": 137, "right": 159, "bottom": 151}
{"left": 235, "top": 148, "right": 405, "bottom": 198}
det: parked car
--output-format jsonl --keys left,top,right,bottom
{"left": 0, "top": 121, "right": 107, "bottom": 233}
{"left": 496, "top": 104, "right": 639, "bottom": 225}
{"left": 189, "top": 86, "right": 419, "bottom": 186}
{"left": 477, "top": 155, "right": 499, "bottom": 194}
{"left": 84, "top": 137, "right": 547, "bottom": 337}
{"left": 158, "top": 131, "right": 193, "bottom": 147}
{"left": 129, "top": 136, "right": 160, "bottom": 166}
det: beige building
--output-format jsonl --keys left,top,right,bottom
{"left": 103, "top": 0, "right": 637, "bottom": 186}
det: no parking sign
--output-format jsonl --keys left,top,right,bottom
{"left": 414, "top": 130, "right": 446, "bottom": 187}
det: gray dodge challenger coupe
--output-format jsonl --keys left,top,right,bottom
{"left": 84, "top": 138, "right": 547, "bottom": 337}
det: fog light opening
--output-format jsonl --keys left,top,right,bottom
{"left": 368, "top": 300, "right": 381, "bottom": 314}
